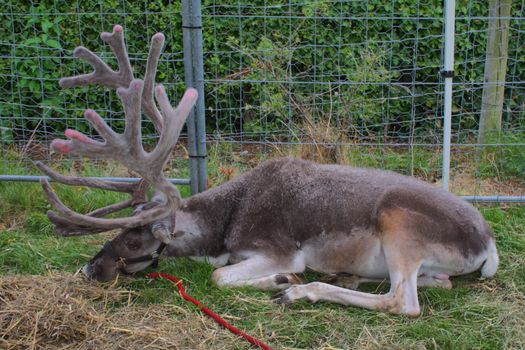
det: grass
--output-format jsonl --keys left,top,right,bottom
{"left": 1, "top": 149, "right": 525, "bottom": 349}
{"left": 476, "top": 131, "right": 525, "bottom": 181}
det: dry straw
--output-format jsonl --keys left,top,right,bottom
{"left": 0, "top": 273, "right": 246, "bottom": 349}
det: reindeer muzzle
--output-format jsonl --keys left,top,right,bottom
{"left": 100, "top": 241, "right": 167, "bottom": 275}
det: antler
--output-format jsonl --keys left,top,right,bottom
{"left": 35, "top": 161, "right": 148, "bottom": 236}
{"left": 59, "top": 25, "right": 165, "bottom": 133}
{"left": 40, "top": 25, "right": 197, "bottom": 241}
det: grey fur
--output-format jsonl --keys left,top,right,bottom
{"left": 81, "top": 157, "right": 498, "bottom": 315}
{"left": 49, "top": 25, "right": 498, "bottom": 315}
{"left": 84, "top": 157, "right": 495, "bottom": 281}
{"left": 171, "top": 157, "right": 492, "bottom": 259}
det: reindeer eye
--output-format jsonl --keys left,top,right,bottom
{"left": 126, "top": 240, "right": 141, "bottom": 250}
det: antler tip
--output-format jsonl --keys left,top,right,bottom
{"left": 72, "top": 46, "right": 86, "bottom": 56}
{"left": 113, "top": 24, "right": 123, "bottom": 33}
{"left": 84, "top": 109, "right": 97, "bottom": 118}
{"left": 34, "top": 161, "right": 51, "bottom": 176}
{"left": 65, "top": 129, "right": 97, "bottom": 145}
{"left": 152, "top": 32, "right": 165, "bottom": 43}
{"left": 58, "top": 78, "right": 69, "bottom": 88}
{"left": 64, "top": 129, "right": 77, "bottom": 138}
{"left": 50, "top": 139, "right": 73, "bottom": 154}
{"left": 155, "top": 84, "right": 165, "bottom": 95}
{"left": 185, "top": 87, "right": 198, "bottom": 100}
{"left": 131, "top": 79, "right": 143, "bottom": 90}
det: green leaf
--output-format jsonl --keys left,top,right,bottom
{"left": 46, "top": 39, "right": 62, "bottom": 49}
{"left": 23, "top": 37, "right": 42, "bottom": 46}
{"left": 42, "top": 20, "right": 54, "bottom": 33}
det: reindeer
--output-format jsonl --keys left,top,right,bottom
{"left": 37, "top": 26, "right": 498, "bottom": 316}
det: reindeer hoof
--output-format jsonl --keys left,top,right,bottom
{"left": 272, "top": 291, "right": 292, "bottom": 305}
{"left": 274, "top": 273, "right": 304, "bottom": 287}
{"left": 273, "top": 284, "right": 312, "bottom": 305}
{"left": 275, "top": 274, "right": 289, "bottom": 285}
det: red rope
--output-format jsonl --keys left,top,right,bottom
{"left": 147, "top": 272, "right": 274, "bottom": 350}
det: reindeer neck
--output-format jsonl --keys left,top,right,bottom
{"left": 170, "top": 178, "right": 245, "bottom": 257}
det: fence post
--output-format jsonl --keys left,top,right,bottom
{"left": 190, "top": 0, "right": 208, "bottom": 193}
{"left": 181, "top": 0, "right": 207, "bottom": 194}
{"left": 442, "top": 0, "right": 455, "bottom": 191}
{"left": 478, "top": 0, "right": 511, "bottom": 144}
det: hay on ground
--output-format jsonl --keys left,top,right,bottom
{"left": 0, "top": 273, "right": 251, "bottom": 349}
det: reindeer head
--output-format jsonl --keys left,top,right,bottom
{"left": 37, "top": 25, "right": 196, "bottom": 280}
{"left": 82, "top": 226, "right": 161, "bottom": 281}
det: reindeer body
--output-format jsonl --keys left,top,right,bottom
{"left": 165, "top": 157, "right": 497, "bottom": 315}
{"left": 42, "top": 26, "right": 498, "bottom": 316}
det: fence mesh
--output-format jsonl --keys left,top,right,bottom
{"left": 1, "top": 1, "right": 524, "bottom": 198}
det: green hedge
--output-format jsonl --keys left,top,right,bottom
{"left": 1, "top": 0, "right": 523, "bottom": 145}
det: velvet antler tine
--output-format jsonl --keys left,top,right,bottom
{"left": 40, "top": 178, "right": 69, "bottom": 214}
{"left": 165, "top": 88, "right": 199, "bottom": 130}
{"left": 42, "top": 177, "right": 173, "bottom": 230}
{"left": 50, "top": 129, "right": 110, "bottom": 159}
{"left": 153, "top": 87, "right": 198, "bottom": 162}
{"left": 81, "top": 179, "right": 148, "bottom": 217}
{"left": 100, "top": 25, "right": 134, "bottom": 84}
{"left": 144, "top": 33, "right": 164, "bottom": 89}
{"left": 58, "top": 74, "right": 94, "bottom": 89}
{"left": 47, "top": 211, "right": 111, "bottom": 236}
{"left": 118, "top": 79, "right": 144, "bottom": 157}
{"left": 84, "top": 109, "right": 119, "bottom": 144}
{"left": 47, "top": 200, "right": 135, "bottom": 237}
{"left": 73, "top": 47, "right": 111, "bottom": 72}
{"left": 86, "top": 199, "right": 134, "bottom": 217}
{"left": 142, "top": 33, "right": 166, "bottom": 133}
{"left": 59, "top": 47, "right": 115, "bottom": 88}
{"left": 35, "top": 161, "right": 136, "bottom": 193}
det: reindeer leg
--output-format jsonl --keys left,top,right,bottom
{"left": 276, "top": 224, "right": 424, "bottom": 316}
{"left": 417, "top": 274, "right": 452, "bottom": 289}
{"left": 221, "top": 274, "right": 304, "bottom": 290}
{"left": 322, "top": 274, "right": 386, "bottom": 290}
{"left": 211, "top": 253, "right": 305, "bottom": 290}
{"left": 275, "top": 264, "right": 421, "bottom": 316}
{"left": 324, "top": 273, "right": 451, "bottom": 290}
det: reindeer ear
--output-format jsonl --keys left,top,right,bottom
{"left": 150, "top": 221, "right": 174, "bottom": 244}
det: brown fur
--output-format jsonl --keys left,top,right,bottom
{"left": 176, "top": 157, "right": 492, "bottom": 261}
{"left": 85, "top": 156, "right": 496, "bottom": 300}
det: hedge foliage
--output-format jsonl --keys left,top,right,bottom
{"left": 1, "top": 0, "right": 524, "bottom": 145}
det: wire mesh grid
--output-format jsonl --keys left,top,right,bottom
{"left": 0, "top": 1, "right": 191, "bottom": 180}
{"left": 201, "top": 0, "right": 525, "bottom": 198}
{"left": 0, "top": 0, "right": 524, "bottom": 199}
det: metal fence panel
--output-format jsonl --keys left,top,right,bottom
{"left": 1, "top": 0, "right": 524, "bottom": 201}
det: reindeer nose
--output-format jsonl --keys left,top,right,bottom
{"left": 81, "top": 264, "right": 92, "bottom": 278}
{"left": 81, "top": 262, "right": 101, "bottom": 279}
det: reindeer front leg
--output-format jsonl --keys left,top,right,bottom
{"left": 212, "top": 253, "right": 305, "bottom": 291}
{"left": 275, "top": 268, "right": 421, "bottom": 316}
{"left": 275, "top": 235, "right": 424, "bottom": 316}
